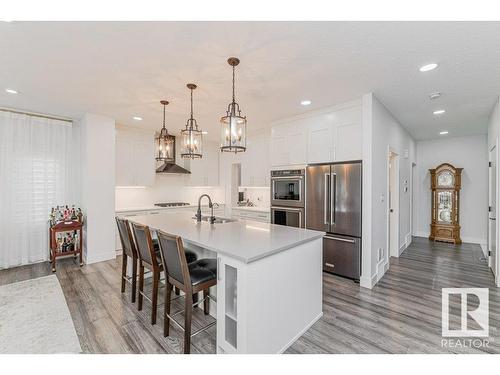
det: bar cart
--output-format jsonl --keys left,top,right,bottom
{"left": 49, "top": 208, "right": 84, "bottom": 272}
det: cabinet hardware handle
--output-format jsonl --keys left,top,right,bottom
{"left": 325, "top": 262, "right": 335, "bottom": 268}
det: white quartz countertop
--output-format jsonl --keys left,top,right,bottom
{"left": 127, "top": 212, "right": 324, "bottom": 263}
{"left": 116, "top": 204, "right": 222, "bottom": 213}
{"left": 231, "top": 206, "right": 270, "bottom": 213}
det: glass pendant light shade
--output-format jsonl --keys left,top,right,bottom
{"left": 220, "top": 57, "right": 247, "bottom": 153}
{"left": 181, "top": 84, "right": 203, "bottom": 159}
{"left": 155, "top": 100, "right": 175, "bottom": 163}
{"left": 220, "top": 104, "right": 246, "bottom": 152}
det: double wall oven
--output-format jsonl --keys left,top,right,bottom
{"left": 270, "top": 169, "right": 305, "bottom": 228}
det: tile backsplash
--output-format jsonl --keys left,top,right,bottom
{"left": 238, "top": 187, "right": 270, "bottom": 207}
{"left": 116, "top": 174, "right": 225, "bottom": 209}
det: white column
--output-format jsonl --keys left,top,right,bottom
{"left": 80, "top": 113, "right": 116, "bottom": 264}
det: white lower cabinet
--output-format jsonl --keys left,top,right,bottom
{"left": 231, "top": 209, "right": 270, "bottom": 223}
{"left": 217, "top": 255, "right": 245, "bottom": 353}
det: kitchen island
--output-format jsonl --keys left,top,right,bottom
{"left": 127, "top": 211, "right": 324, "bottom": 354}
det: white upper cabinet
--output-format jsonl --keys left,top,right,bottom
{"left": 270, "top": 101, "right": 362, "bottom": 167}
{"left": 334, "top": 108, "right": 362, "bottom": 161}
{"left": 187, "top": 142, "right": 220, "bottom": 186}
{"left": 241, "top": 134, "right": 270, "bottom": 187}
{"left": 270, "top": 121, "right": 307, "bottom": 167}
{"left": 115, "top": 129, "right": 155, "bottom": 186}
{"left": 306, "top": 114, "right": 335, "bottom": 164}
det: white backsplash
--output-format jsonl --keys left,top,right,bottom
{"left": 238, "top": 187, "right": 270, "bottom": 207}
{"left": 115, "top": 174, "right": 225, "bottom": 209}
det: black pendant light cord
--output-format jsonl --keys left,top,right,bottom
{"left": 232, "top": 65, "right": 236, "bottom": 104}
{"left": 190, "top": 87, "right": 194, "bottom": 121}
{"left": 162, "top": 103, "right": 166, "bottom": 129}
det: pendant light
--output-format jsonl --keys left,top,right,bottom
{"left": 220, "top": 57, "right": 247, "bottom": 153}
{"left": 181, "top": 83, "right": 203, "bottom": 159}
{"left": 155, "top": 100, "right": 175, "bottom": 163}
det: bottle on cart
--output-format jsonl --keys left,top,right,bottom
{"left": 61, "top": 238, "right": 67, "bottom": 253}
{"left": 73, "top": 230, "right": 79, "bottom": 251}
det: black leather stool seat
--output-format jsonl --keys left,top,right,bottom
{"left": 153, "top": 239, "right": 197, "bottom": 264}
{"left": 188, "top": 259, "right": 217, "bottom": 286}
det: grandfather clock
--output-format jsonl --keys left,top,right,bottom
{"left": 429, "top": 163, "right": 463, "bottom": 244}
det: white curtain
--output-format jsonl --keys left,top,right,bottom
{"left": 0, "top": 111, "right": 74, "bottom": 269}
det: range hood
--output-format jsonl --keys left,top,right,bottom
{"left": 156, "top": 162, "right": 191, "bottom": 174}
{"left": 155, "top": 135, "right": 191, "bottom": 174}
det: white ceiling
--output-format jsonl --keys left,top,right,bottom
{"left": 1, "top": 21, "right": 500, "bottom": 141}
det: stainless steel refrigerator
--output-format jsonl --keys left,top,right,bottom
{"left": 306, "top": 161, "right": 362, "bottom": 280}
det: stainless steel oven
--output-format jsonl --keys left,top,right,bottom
{"left": 270, "top": 169, "right": 305, "bottom": 208}
{"left": 271, "top": 206, "right": 305, "bottom": 228}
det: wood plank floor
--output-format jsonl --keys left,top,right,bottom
{"left": 1, "top": 237, "right": 498, "bottom": 354}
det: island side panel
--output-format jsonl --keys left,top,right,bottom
{"left": 217, "top": 237, "right": 323, "bottom": 353}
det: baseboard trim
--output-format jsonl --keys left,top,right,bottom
{"left": 413, "top": 233, "right": 486, "bottom": 246}
{"left": 85, "top": 251, "right": 116, "bottom": 265}
{"left": 360, "top": 272, "right": 378, "bottom": 289}
{"left": 278, "top": 311, "right": 323, "bottom": 354}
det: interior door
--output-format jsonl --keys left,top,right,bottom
{"left": 330, "top": 162, "right": 362, "bottom": 237}
{"left": 306, "top": 165, "right": 331, "bottom": 232}
{"left": 489, "top": 147, "right": 497, "bottom": 276}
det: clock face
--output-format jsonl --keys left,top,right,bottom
{"left": 437, "top": 171, "right": 454, "bottom": 187}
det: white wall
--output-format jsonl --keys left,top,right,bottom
{"left": 361, "top": 93, "right": 416, "bottom": 289}
{"left": 80, "top": 113, "right": 116, "bottom": 264}
{"left": 413, "top": 135, "right": 488, "bottom": 247}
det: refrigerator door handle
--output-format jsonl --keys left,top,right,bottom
{"left": 331, "top": 173, "right": 337, "bottom": 225}
{"left": 325, "top": 235, "right": 356, "bottom": 243}
{"left": 324, "top": 173, "right": 329, "bottom": 225}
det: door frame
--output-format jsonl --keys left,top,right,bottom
{"left": 489, "top": 139, "right": 500, "bottom": 286}
{"left": 387, "top": 147, "right": 400, "bottom": 259}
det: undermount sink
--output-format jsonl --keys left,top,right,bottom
{"left": 193, "top": 215, "right": 235, "bottom": 224}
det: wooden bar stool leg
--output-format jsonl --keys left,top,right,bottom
{"left": 138, "top": 264, "right": 144, "bottom": 311}
{"left": 151, "top": 270, "right": 160, "bottom": 325}
{"left": 131, "top": 257, "right": 138, "bottom": 303}
{"left": 164, "top": 282, "right": 172, "bottom": 337}
{"left": 184, "top": 293, "right": 193, "bottom": 354}
{"left": 121, "top": 254, "right": 127, "bottom": 293}
{"left": 203, "top": 289, "right": 209, "bottom": 315}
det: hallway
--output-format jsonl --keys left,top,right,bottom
{"left": 287, "top": 237, "right": 500, "bottom": 353}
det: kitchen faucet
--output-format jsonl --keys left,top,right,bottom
{"left": 196, "top": 194, "right": 216, "bottom": 224}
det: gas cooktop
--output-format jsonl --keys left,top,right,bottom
{"left": 154, "top": 202, "right": 190, "bottom": 207}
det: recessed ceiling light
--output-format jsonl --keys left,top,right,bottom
{"left": 429, "top": 92, "right": 441, "bottom": 100}
{"left": 132, "top": 116, "right": 142, "bottom": 121}
{"left": 5, "top": 88, "right": 18, "bottom": 94}
{"left": 440, "top": 131, "right": 449, "bottom": 135}
{"left": 419, "top": 63, "right": 438, "bottom": 72}
{"left": 433, "top": 109, "right": 446, "bottom": 115}
{"left": 300, "top": 100, "right": 312, "bottom": 106}
{"left": 202, "top": 131, "right": 208, "bottom": 135}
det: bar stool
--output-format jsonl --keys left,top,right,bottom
{"left": 115, "top": 217, "right": 139, "bottom": 303}
{"left": 130, "top": 222, "right": 164, "bottom": 325}
{"left": 156, "top": 230, "right": 217, "bottom": 354}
